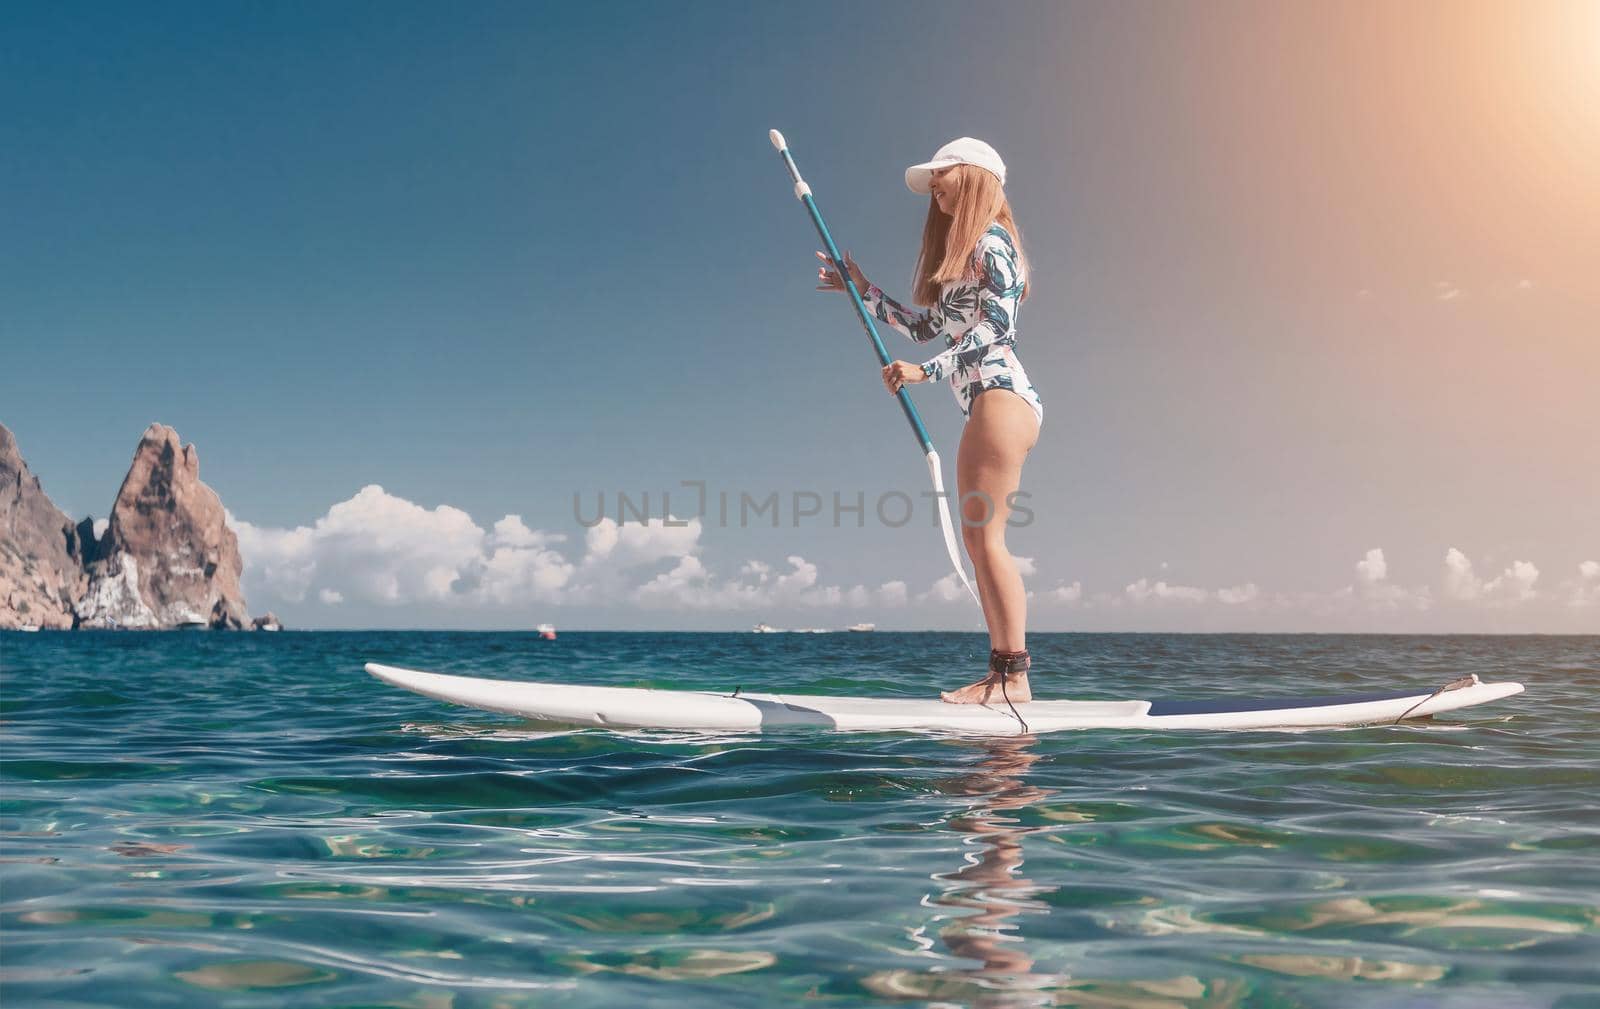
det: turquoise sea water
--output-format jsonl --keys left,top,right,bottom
{"left": 1, "top": 631, "right": 1596, "bottom": 1008}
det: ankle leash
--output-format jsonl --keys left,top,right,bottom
{"left": 989, "top": 648, "right": 1031, "bottom": 733}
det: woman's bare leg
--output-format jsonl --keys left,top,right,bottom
{"left": 941, "top": 390, "right": 1039, "bottom": 704}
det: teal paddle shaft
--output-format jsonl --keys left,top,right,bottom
{"left": 768, "top": 129, "right": 978, "bottom": 605}
{"left": 768, "top": 131, "right": 933, "bottom": 454}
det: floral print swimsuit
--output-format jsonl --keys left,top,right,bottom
{"left": 861, "top": 223, "right": 1043, "bottom": 425}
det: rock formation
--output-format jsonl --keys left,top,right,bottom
{"left": 77, "top": 424, "right": 249, "bottom": 629}
{"left": 0, "top": 422, "right": 269, "bottom": 631}
{"left": 0, "top": 424, "right": 86, "bottom": 629}
{"left": 251, "top": 612, "right": 283, "bottom": 632}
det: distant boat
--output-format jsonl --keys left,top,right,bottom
{"left": 536, "top": 623, "right": 557, "bottom": 640}
{"left": 17, "top": 625, "right": 41, "bottom": 632}
{"left": 848, "top": 623, "right": 875, "bottom": 632}
{"left": 752, "top": 623, "right": 780, "bottom": 633}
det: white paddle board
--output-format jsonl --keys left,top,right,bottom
{"left": 365, "top": 663, "right": 1523, "bottom": 733}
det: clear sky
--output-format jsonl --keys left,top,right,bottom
{"left": 4, "top": 0, "right": 1597, "bottom": 631}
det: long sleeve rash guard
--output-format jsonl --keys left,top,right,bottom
{"left": 860, "top": 223, "right": 1042, "bottom": 423}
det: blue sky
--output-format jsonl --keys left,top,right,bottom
{"left": 4, "top": 1, "right": 1597, "bottom": 630}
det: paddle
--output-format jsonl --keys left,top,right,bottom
{"left": 768, "top": 129, "right": 979, "bottom": 605}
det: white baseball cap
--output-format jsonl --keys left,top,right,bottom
{"left": 904, "top": 137, "right": 1007, "bottom": 194}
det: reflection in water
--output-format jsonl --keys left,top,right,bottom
{"left": 934, "top": 736, "right": 1057, "bottom": 995}
{"left": 865, "top": 737, "right": 1244, "bottom": 1009}
{"left": 866, "top": 735, "right": 1063, "bottom": 1007}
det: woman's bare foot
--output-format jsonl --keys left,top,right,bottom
{"left": 941, "top": 670, "right": 1032, "bottom": 705}
{"left": 943, "top": 648, "right": 1033, "bottom": 705}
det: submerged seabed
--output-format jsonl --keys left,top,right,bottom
{"left": 1, "top": 631, "right": 1596, "bottom": 1008}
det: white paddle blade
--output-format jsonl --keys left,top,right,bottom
{"left": 769, "top": 129, "right": 787, "bottom": 150}
{"left": 925, "top": 449, "right": 980, "bottom": 605}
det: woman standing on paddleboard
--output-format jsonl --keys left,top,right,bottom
{"left": 815, "top": 138, "right": 1042, "bottom": 706}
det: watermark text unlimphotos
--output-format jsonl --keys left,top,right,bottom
{"left": 573, "top": 481, "right": 1033, "bottom": 529}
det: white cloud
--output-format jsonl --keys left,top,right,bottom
{"left": 631, "top": 554, "right": 900, "bottom": 612}
{"left": 232, "top": 488, "right": 922, "bottom": 617}
{"left": 228, "top": 488, "right": 1591, "bottom": 628}
{"left": 1356, "top": 548, "right": 1387, "bottom": 584}
{"left": 775, "top": 555, "right": 818, "bottom": 592}
{"left": 1494, "top": 561, "right": 1540, "bottom": 602}
{"left": 1443, "top": 548, "right": 1478, "bottom": 600}
{"left": 310, "top": 485, "right": 483, "bottom": 602}
{"left": 476, "top": 519, "right": 575, "bottom": 605}
{"left": 1216, "top": 583, "right": 1260, "bottom": 605}
{"left": 740, "top": 560, "right": 771, "bottom": 581}
{"left": 231, "top": 486, "right": 569, "bottom": 609}
{"left": 634, "top": 555, "right": 710, "bottom": 603}
{"left": 554, "top": 515, "right": 706, "bottom": 604}
{"left": 877, "top": 580, "right": 909, "bottom": 607}
{"left": 1348, "top": 546, "right": 1431, "bottom": 611}
{"left": 92, "top": 517, "right": 109, "bottom": 540}
{"left": 228, "top": 511, "right": 319, "bottom": 603}
{"left": 582, "top": 516, "right": 700, "bottom": 568}
{"left": 491, "top": 515, "right": 563, "bottom": 549}
{"left": 1435, "top": 281, "right": 1462, "bottom": 301}
{"left": 1044, "top": 581, "right": 1083, "bottom": 604}
{"left": 921, "top": 573, "right": 971, "bottom": 603}
{"left": 1125, "top": 578, "right": 1208, "bottom": 604}
{"left": 1443, "top": 547, "right": 1539, "bottom": 605}
{"left": 1567, "top": 561, "right": 1600, "bottom": 608}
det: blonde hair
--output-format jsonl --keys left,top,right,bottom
{"left": 911, "top": 163, "right": 1030, "bottom": 306}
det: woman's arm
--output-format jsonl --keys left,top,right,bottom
{"left": 917, "top": 236, "right": 1023, "bottom": 383}
{"left": 861, "top": 285, "right": 941, "bottom": 344}
{"left": 815, "top": 248, "right": 940, "bottom": 343}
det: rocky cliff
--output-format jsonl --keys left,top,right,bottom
{"left": 76, "top": 424, "right": 249, "bottom": 629}
{"left": 0, "top": 424, "right": 86, "bottom": 629}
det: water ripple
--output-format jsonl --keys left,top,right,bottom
{"left": 2, "top": 630, "right": 1596, "bottom": 1007}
